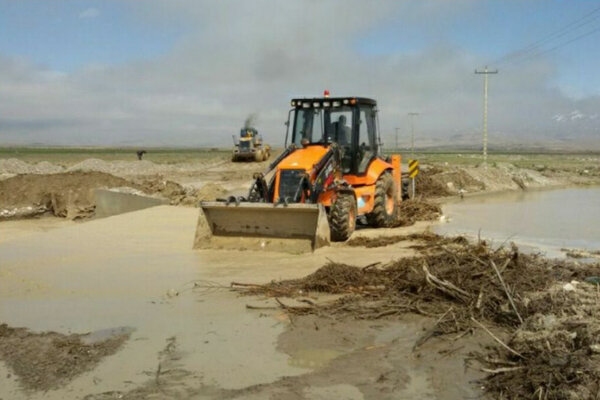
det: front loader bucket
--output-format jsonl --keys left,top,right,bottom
{"left": 194, "top": 202, "right": 330, "bottom": 252}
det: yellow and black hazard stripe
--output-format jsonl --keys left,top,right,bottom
{"left": 408, "top": 159, "right": 419, "bottom": 178}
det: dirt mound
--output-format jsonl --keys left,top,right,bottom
{"left": 0, "top": 324, "right": 130, "bottom": 391}
{"left": 0, "top": 158, "right": 65, "bottom": 175}
{"left": 136, "top": 178, "right": 193, "bottom": 205}
{"left": 0, "top": 171, "right": 208, "bottom": 219}
{"left": 0, "top": 171, "right": 141, "bottom": 219}
{"left": 415, "top": 168, "right": 452, "bottom": 197}
{"left": 394, "top": 200, "right": 441, "bottom": 226}
{"left": 67, "top": 158, "right": 171, "bottom": 176}
{"left": 416, "top": 167, "right": 486, "bottom": 197}
{"left": 234, "top": 235, "right": 600, "bottom": 398}
{"left": 196, "top": 182, "right": 228, "bottom": 201}
{"left": 135, "top": 180, "right": 228, "bottom": 205}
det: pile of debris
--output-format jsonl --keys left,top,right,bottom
{"left": 394, "top": 200, "right": 441, "bottom": 227}
{"left": 233, "top": 234, "right": 600, "bottom": 398}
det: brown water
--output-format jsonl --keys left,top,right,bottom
{"left": 437, "top": 187, "right": 600, "bottom": 256}
{"left": 0, "top": 206, "right": 481, "bottom": 399}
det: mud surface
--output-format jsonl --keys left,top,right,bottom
{"left": 83, "top": 315, "right": 487, "bottom": 400}
{"left": 0, "top": 324, "right": 131, "bottom": 391}
{"left": 0, "top": 171, "right": 229, "bottom": 220}
{"left": 0, "top": 171, "right": 138, "bottom": 219}
{"left": 234, "top": 234, "right": 600, "bottom": 399}
{"left": 2, "top": 154, "right": 600, "bottom": 399}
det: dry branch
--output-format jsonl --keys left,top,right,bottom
{"left": 490, "top": 259, "right": 524, "bottom": 324}
{"left": 471, "top": 317, "right": 525, "bottom": 359}
{"left": 422, "top": 262, "right": 471, "bottom": 303}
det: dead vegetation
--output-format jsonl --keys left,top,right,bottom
{"left": 394, "top": 199, "right": 442, "bottom": 227}
{"left": 415, "top": 167, "right": 452, "bottom": 197}
{"left": 233, "top": 234, "right": 600, "bottom": 399}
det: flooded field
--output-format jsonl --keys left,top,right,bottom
{"left": 2, "top": 155, "right": 600, "bottom": 399}
{"left": 437, "top": 187, "right": 600, "bottom": 256}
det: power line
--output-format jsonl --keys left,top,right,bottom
{"left": 493, "top": 4, "right": 600, "bottom": 66}
{"left": 509, "top": 25, "right": 600, "bottom": 65}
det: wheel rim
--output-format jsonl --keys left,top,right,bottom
{"left": 385, "top": 189, "right": 394, "bottom": 215}
{"left": 349, "top": 206, "right": 356, "bottom": 232}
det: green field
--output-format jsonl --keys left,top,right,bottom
{"left": 383, "top": 149, "right": 600, "bottom": 171}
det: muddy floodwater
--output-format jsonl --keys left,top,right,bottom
{"left": 437, "top": 187, "right": 600, "bottom": 255}
{"left": 0, "top": 206, "right": 485, "bottom": 399}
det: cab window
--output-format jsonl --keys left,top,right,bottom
{"left": 357, "top": 107, "right": 377, "bottom": 174}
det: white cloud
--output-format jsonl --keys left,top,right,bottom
{"left": 79, "top": 8, "right": 100, "bottom": 19}
{"left": 0, "top": 1, "right": 598, "bottom": 147}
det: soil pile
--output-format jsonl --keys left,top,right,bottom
{"left": 195, "top": 182, "right": 229, "bottom": 201}
{"left": 415, "top": 167, "right": 453, "bottom": 197}
{"left": 0, "top": 158, "right": 65, "bottom": 176}
{"left": 0, "top": 171, "right": 214, "bottom": 219}
{"left": 234, "top": 235, "right": 600, "bottom": 398}
{"left": 137, "top": 178, "right": 195, "bottom": 205}
{"left": 136, "top": 180, "right": 228, "bottom": 205}
{"left": 0, "top": 171, "right": 141, "bottom": 219}
{"left": 67, "top": 159, "right": 171, "bottom": 176}
{"left": 415, "top": 166, "right": 487, "bottom": 197}
{"left": 394, "top": 200, "right": 441, "bottom": 227}
{"left": 0, "top": 324, "right": 130, "bottom": 391}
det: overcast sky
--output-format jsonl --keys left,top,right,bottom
{"left": 0, "top": 0, "right": 599, "bottom": 147}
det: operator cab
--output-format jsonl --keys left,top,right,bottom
{"left": 288, "top": 97, "right": 380, "bottom": 175}
{"left": 240, "top": 128, "right": 257, "bottom": 138}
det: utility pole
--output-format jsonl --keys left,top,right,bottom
{"left": 394, "top": 127, "right": 400, "bottom": 151}
{"left": 408, "top": 112, "right": 419, "bottom": 159}
{"left": 407, "top": 112, "right": 419, "bottom": 200}
{"left": 474, "top": 66, "right": 498, "bottom": 166}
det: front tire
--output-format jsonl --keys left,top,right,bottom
{"left": 367, "top": 172, "right": 398, "bottom": 227}
{"left": 329, "top": 193, "right": 357, "bottom": 241}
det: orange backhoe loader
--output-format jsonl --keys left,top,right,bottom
{"left": 195, "top": 94, "right": 406, "bottom": 252}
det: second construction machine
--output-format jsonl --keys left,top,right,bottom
{"left": 232, "top": 127, "right": 271, "bottom": 162}
{"left": 196, "top": 94, "right": 404, "bottom": 251}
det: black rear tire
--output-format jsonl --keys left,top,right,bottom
{"left": 329, "top": 193, "right": 356, "bottom": 242}
{"left": 366, "top": 172, "right": 398, "bottom": 227}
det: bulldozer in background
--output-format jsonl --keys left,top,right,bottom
{"left": 231, "top": 127, "right": 271, "bottom": 162}
{"left": 196, "top": 93, "right": 407, "bottom": 252}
